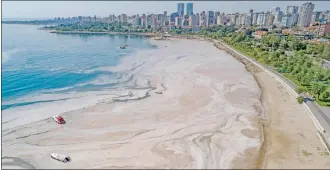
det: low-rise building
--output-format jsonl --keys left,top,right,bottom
{"left": 316, "top": 22, "right": 330, "bottom": 36}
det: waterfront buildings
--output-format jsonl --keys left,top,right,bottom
{"left": 54, "top": 2, "right": 330, "bottom": 37}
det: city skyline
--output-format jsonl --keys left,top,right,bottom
{"left": 3, "top": 1, "right": 330, "bottom": 19}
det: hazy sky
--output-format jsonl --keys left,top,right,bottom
{"left": 3, "top": 1, "right": 330, "bottom": 19}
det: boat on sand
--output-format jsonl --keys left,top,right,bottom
{"left": 50, "top": 153, "right": 71, "bottom": 163}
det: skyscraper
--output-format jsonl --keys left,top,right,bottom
{"left": 298, "top": 2, "right": 314, "bottom": 27}
{"left": 186, "top": 3, "right": 193, "bottom": 15}
{"left": 177, "top": 3, "right": 185, "bottom": 16}
{"left": 170, "top": 12, "right": 179, "bottom": 23}
{"left": 287, "top": 5, "right": 299, "bottom": 14}
{"left": 272, "top": 7, "right": 281, "bottom": 14}
{"left": 207, "top": 11, "right": 215, "bottom": 26}
{"left": 249, "top": 9, "right": 254, "bottom": 26}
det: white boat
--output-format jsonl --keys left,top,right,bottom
{"left": 50, "top": 153, "right": 71, "bottom": 163}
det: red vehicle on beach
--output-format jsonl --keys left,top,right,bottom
{"left": 53, "top": 115, "right": 66, "bottom": 124}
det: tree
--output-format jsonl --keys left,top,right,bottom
{"left": 321, "top": 91, "right": 330, "bottom": 100}
{"left": 296, "top": 87, "right": 307, "bottom": 94}
{"left": 288, "top": 65, "right": 295, "bottom": 72}
{"left": 297, "top": 96, "right": 304, "bottom": 104}
{"left": 322, "top": 46, "right": 330, "bottom": 60}
{"left": 315, "top": 71, "right": 325, "bottom": 81}
{"left": 280, "top": 39, "right": 289, "bottom": 49}
{"left": 311, "top": 83, "right": 327, "bottom": 100}
{"left": 301, "top": 76, "right": 312, "bottom": 85}
{"left": 304, "top": 60, "right": 312, "bottom": 68}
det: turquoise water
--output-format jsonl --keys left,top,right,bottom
{"left": 2, "top": 24, "right": 155, "bottom": 110}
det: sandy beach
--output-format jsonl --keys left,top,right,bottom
{"left": 214, "top": 41, "right": 330, "bottom": 169}
{"left": 2, "top": 38, "right": 330, "bottom": 169}
{"left": 255, "top": 71, "right": 330, "bottom": 168}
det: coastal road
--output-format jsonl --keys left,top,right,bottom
{"left": 215, "top": 40, "right": 330, "bottom": 143}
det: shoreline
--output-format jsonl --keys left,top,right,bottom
{"left": 48, "top": 30, "right": 157, "bottom": 37}
{"left": 213, "top": 41, "right": 268, "bottom": 169}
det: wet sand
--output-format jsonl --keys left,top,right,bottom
{"left": 2, "top": 39, "right": 264, "bottom": 169}
{"left": 3, "top": 38, "right": 329, "bottom": 169}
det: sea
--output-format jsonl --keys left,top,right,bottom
{"left": 2, "top": 24, "right": 156, "bottom": 128}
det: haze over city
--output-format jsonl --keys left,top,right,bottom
{"left": 2, "top": 1, "right": 330, "bottom": 19}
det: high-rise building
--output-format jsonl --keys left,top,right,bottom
{"left": 257, "top": 12, "right": 270, "bottom": 26}
{"left": 207, "top": 11, "right": 215, "bottom": 26}
{"left": 141, "top": 14, "right": 147, "bottom": 26}
{"left": 120, "top": 14, "right": 128, "bottom": 23}
{"left": 245, "top": 15, "right": 252, "bottom": 26}
{"left": 286, "top": 5, "right": 299, "bottom": 14}
{"left": 268, "top": 14, "right": 275, "bottom": 26}
{"left": 253, "top": 13, "right": 259, "bottom": 25}
{"left": 312, "top": 11, "right": 321, "bottom": 23}
{"left": 272, "top": 7, "right": 281, "bottom": 14}
{"left": 216, "top": 15, "right": 225, "bottom": 25}
{"left": 298, "top": 2, "right": 314, "bottom": 27}
{"left": 186, "top": 3, "right": 193, "bottom": 15}
{"left": 196, "top": 13, "right": 200, "bottom": 25}
{"left": 274, "top": 11, "right": 283, "bottom": 25}
{"left": 175, "top": 16, "right": 182, "bottom": 26}
{"left": 177, "top": 3, "right": 185, "bottom": 16}
{"left": 281, "top": 15, "right": 294, "bottom": 27}
{"left": 249, "top": 9, "right": 254, "bottom": 25}
{"left": 238, "top": 14, "right": 245, "bottom": 26}
{"left": 164, "top": 11, "right": 168, "bottom": 17}
{"left": 170, "top": 12, "right": 179, "bottom": 23}
{"left": 292, "top": 14, "right": 299, "bottom": 26}
{"left": 229, "top": 14, "right": 238, "bottom": 25}
{"left": 189, "top": 14, "right": 197, "bottom": 26}
{"left": 150, "top": 14, "right": 157, "bottom": 28}
{"left": 199, "top": 13, "right": 207, "bottom": 26}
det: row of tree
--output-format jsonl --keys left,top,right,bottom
{"left": 42, "top": 22, "right": 155, "bottom": 33}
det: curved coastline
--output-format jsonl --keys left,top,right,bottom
{"left": 2, "top": 33, "right": 330, "bottom": 168}
{"left": 2, "top": 38, "right": 264, "bottom": 168}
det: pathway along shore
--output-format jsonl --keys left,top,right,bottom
{"left": 213, "top": 41, "right": 330, "bottom": 168}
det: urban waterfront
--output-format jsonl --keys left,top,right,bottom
{"left": 2, "top": 1, "right": 330, "bottom": 169}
